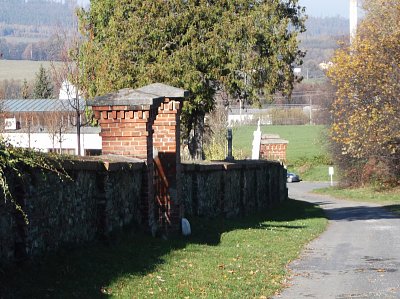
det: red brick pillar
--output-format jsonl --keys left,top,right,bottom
{"left": 88, "top": 89, "right": 163, "bottom": 233}
{"left": 260, "top": 134, "right": 289, "bottom": 162}
{"left": 153, "top": 98, "right": 182, "bottom": 232}
{"left": 92, "top": 106, "right": 155, "bottom": 159}
{"left": 138, "top": 84, "right": 188, "bottom": 235}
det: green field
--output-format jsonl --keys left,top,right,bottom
{"left": 233, "top": 124, "right": 328, "bottom": 161}
{"left": 0, "top": 59, "right": 56, "bottom": 81}
{"left": 232, "top": 124, "right": 333, "bottom": 181}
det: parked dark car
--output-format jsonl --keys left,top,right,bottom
{"left": 287, "top": 172, "right": 301, "bottom": 183}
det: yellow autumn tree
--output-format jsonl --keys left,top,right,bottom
{"left": 327, "top": 0, "right": 400, "bottom": 187}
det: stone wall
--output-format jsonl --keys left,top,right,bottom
{"left": 0, "top": 157, "right": 287, "bottom": 266}
{"left": 181, "top": 160, "right": 287, "bottom": 219}
{"left": 0, "top": 156, "right": 144, "bottom": 265}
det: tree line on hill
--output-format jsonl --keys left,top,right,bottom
{"left": 299, "top": 17, "right": 349, "bottom": 80}
{"left": 304, "top": 16, "right": 349, "bottom": 37}
{"left": 0, "top": 0, "right": 77, "bottom": 27}
{"left": 0, "top": 0, "right": 349, "bottom": 68}
{"left": 0, "top": 0, "right": 78, "bottom": 61}
{"left": 0, "top": 36, "right": 63, "bottom": 61}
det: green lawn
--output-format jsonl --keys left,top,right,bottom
{"left": 1, "top": 199, "right": 327, "bottom": 299}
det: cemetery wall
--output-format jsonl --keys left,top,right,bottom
{"left": 182, "top": 160, "right": 287, "bottom": 219}
{"left": 0, "top": 158, "right": 287, "bottom": 265}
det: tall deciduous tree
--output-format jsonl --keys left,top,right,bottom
{"left": 77, "top": 0, "right": 306, "bottom": 159}
{"left": 327, "top": 0, "right": 400, "bottom": 187}
{"left": 33, "top": 64, "right": 53, "bottom": 99}
{"left": 50, "top": 28, "right": 88, "bottom": 156}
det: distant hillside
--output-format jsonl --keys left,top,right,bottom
{"left": 0, "top": 0, "right": 77, "bottom": 28}
{"left": 0, "top": 0, "right": 78, "bottom": 61}
{"left": 304, "top": 16, "right": 349, "bottom": 37}
{"left": 0, "top": 5, "right": 349, "bottom": 79}
{"left": 299, "top": 16, "right": 349, "bottom": 80}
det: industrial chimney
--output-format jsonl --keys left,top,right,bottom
{"left": 350, "top": 0, "right": 358, "bottom": 43}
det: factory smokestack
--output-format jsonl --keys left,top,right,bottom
{"left": 350, "top": 0, "right": 358, "bottom": 43}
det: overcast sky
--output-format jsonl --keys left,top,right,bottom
{"left": 77, "top": 0, "right": 351, "bottom": 18}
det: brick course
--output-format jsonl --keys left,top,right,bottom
{"left": 259, "top": 134, "right": 289, "bottom": 162}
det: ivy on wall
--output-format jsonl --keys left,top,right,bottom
{"left": 0, "top": 140, "right": 69, "bottom": 224}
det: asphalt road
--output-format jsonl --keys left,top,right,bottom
{"left": 275, "top": 182, "right": 400, "bottom": 299}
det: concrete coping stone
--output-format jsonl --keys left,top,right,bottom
{"left": 261, "top": 139, "right": 289, "bottom": 144}
{"left": 88, "top": 88, "right": 164, "bottom": 109}
{"left": 181, "top": 159, "right": 281, "bottom": 172}
{"left": 261, "top": 134, "right": 281, "bottom": 139}
{"left": 60, "top": 155, "right": 145, "bottom": 172}
{"left": 137, "top": 83, "right": 189, "bottom": 99}
{"left": 261, "top": 134, "right": 289, "bottom": 144}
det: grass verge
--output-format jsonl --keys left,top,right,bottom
{"left": 314, "top": 186, "right": 400, "bottom": 215}
{"left": 1, "top": 199, "right": 327, "bottom": 299}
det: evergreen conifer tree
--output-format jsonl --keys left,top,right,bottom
{"left": 21, "top": 79, "right": 30, "bottom": 99}
{"left": 33, "top": 65, "right": 53, "bottom": 99}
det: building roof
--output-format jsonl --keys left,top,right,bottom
{"left": 2, "top": 99, "right": 85, "bottom": 112}
{"left": 2, "top": 125, "right": 101, "bottom": 134}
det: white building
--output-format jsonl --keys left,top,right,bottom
{"left": 59, "top": 80, "right": 81, "bottom": 101}
{"left": 228, "top": 108, "right": 272, "bottom": 125}
{"left": 1, "top": 98, "right": 101, "bottom": 156}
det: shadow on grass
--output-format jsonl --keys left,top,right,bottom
{"left": 0, "top": 199, "right": 324, "bottom": 299}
